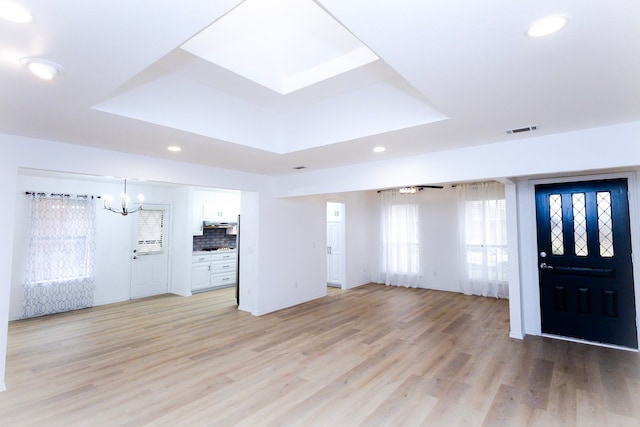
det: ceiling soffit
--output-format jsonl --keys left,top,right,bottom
{"left": 92, "top": 0, "right": 447, "bottom": 154}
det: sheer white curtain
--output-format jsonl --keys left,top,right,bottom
{"left": 379, "top": 190, "right": 421, "bottom": 287}
{"left": 456, "top": 182, "right": 508, "bottom": 298}
{"left": 22, "top": 194, "right": 97, "bottom": 318}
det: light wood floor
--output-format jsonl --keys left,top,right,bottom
{"left": 1, "top": 284, "right": 639, "bottom": 426}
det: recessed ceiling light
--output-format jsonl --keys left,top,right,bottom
{"left": 20, "top": 57, "right": 62, "bottom": 80}
{"left": 373, "top": 146, "right": 386, "bottom": 153}
{"left": 527, "top": 16, "right": 568, "bottom": 38}
{"left": 0, "top": 1, "right": 32, "bottom": 23}
{"left": 167, "top": 146, "right": 182, "bottom": 152}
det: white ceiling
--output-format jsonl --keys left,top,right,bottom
{"left": 1, "top": 0, "right": 639, "bottom": 176}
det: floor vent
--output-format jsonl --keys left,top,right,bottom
{"left": 506, "top": 125, "right": 537, "bottom": 134}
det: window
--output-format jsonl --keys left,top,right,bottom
{"left": 464, "top": 199, "right": 508, "bottom": 283}
{"left": 382, "top": 204, "right": 420, "bottom": 274}
{"left": 25, "top": 197, "right": 96, "bottom": 284}
{"left": 136, "top": 209, "right": 165, "bottom": 254}
{"left": 23, "top": 194, "right": 97, "bottom": 318}
{"left": 379, "top": 191, "right": 421, "bottom": 287}
{"left": 456, "top": 182, "right": 508, "bottom": 298}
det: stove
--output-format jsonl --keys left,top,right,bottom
{"left": 201, "top": 247, "right": 235, "bottom": 252}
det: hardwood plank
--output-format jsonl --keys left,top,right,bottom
{"left": 0, "top": 284, "right": 638, "bottom": 426}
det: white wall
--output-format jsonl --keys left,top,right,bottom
{"left": 274, "top": 121, "right": 640, "bottom": 197}
{"left": 253, "top": 195, "right": 327, "bottom": 315}
{"left": 363, "top": 187, "right": 461, "bottom": 292}
{"left": 9, "top": 174, "right": 192, "bottom": 319}
{"left": 238, "top": 191, "right": 259, "bottom": 311}
{"left": 417, "top": 187, "right": 459, "bottom": 292}
{"left": 169, "top": 186, "right": 193, "bottom": 297}
{"left": 0, "top": 164, "right": 17, "bottom": 392}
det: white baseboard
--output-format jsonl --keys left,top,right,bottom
{"left": 252, "top": 292, "right": 326, "bottom": 316}
{"left": 509, "top": 331, "right": 524, "bottom": 340}
{"left": 170, "top": 290, "right": 192, "bottom": 297}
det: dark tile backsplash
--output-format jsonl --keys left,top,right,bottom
{"left": 193, "top": 228, "right": 237, "bottom": 251}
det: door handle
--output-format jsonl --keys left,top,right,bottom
{"left": 539, "top": 262, "right": 553, "bottom": 270}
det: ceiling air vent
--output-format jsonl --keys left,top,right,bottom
{"left": 506, "top": 125, "right": 537, "bottom": 135}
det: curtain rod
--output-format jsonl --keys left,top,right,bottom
{"left": 451, "top": 180, "right": 503, "bottom": 188}
{"left": 376, "top": 185, "right": 443, "bottom": 193}
{"left": 25, "top": 192, "right": 101, "bottom": 199}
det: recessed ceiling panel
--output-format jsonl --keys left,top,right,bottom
{"left": 93, "top": 66, "right": 447, "bottom": 154}
{"left": 180, "top": 0, "right": 379, "bottom": 94}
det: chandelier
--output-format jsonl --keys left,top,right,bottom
{"left": 103, "top": 179, "right": 144, "bottom": 216}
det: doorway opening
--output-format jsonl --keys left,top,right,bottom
{"left": 326, "top": 202, "right": 345, "bottom": 289}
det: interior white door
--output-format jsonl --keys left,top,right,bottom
{"left": 130, "top": 205, "right": 169, "bottom": 299}
{"left": 326, "top": 202, "right": 345, "bottom": 288}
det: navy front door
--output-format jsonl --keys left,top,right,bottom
{"left": 535, "top": 178, "right": 637, "bottom": 348}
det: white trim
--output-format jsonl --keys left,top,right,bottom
{"left": 526, "top": 171, "right": 640, "bottom": 348}
{"left": 509, "top": 331, "right": 525, "bottom": 340}
{"left": 326, "top": 201, "right": 347, "bottom": 290}
{"left": 505, "top": 182, "right": 524, "bottom": 340}
{"left": 252, "top": 291, "right": 326, "bottom": 316}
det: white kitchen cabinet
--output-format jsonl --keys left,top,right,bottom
{"left": 191, "top": 251, "right": 237, "bottom": 293}
{"left": 210, "top": 251, "right": 236, "bottom": 287}
{"left": 203, "top": 203, "right": 238, "bottom": 222}
{"left": 202, "top": 192, "right": 240, "bottom": 222}
{"left": 193, "top": 188, "right": 240, "bottom": 224}
{"left": 191, "top": 204, "right": 204, "bottom": 236}
{"left": 191, "top": 254, "right": 211, "bottom": 291}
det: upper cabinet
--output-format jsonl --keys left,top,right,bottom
{"left": 191, "top": 204, "right": 204, "bottom": 236}
{"left": 202, "top": 195, "right": 239, "bottom": 222}
{"left": 192, "top": 189, "right": 240, "bottom": 235}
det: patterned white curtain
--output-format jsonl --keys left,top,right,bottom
{"left": 22, "top": 194, "right": 97, "bottom": 318}
{"left": 456, "top": 182, "right": 508, "bottom": 298}
{"left": 379, "top": 190, "right": 421, "bottom": 287}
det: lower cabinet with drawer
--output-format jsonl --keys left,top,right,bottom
{"left": 191, "top": 251, "right": 237, "bottom": 293}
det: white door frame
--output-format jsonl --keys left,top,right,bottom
{"left": 326, "top": 201, "right": 346, "bottom": 289}
{"left": 521, "top": 171, "right": 640, "bottom": 349}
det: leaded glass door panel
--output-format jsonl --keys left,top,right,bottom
{"left": 535, "top": 178, "right": 637, "bottom": 348}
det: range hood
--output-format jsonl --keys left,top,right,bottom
{"left": 203, "top": 220, "right": 236, "bottom": 229}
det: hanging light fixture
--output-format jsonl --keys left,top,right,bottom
{"left": 103, "top": 179, "right": 144, "bottom": 216}
{"left": 399, "top": 186, "right": 418, "bottom": 194}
